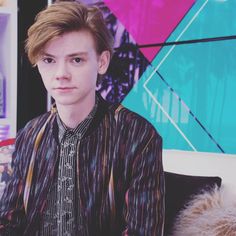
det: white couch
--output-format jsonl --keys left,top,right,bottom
{"left": 163, "top": 149, "right": 236, "bottom": 235}
{"left": 163, "top": 149, "right": 236, "bottom": 194}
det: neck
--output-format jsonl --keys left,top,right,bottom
{"left": 56, "top": 96, "right": 96, "bottom": 129}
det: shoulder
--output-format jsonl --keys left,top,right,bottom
{"left": 110, "top": 104, "right": 162, "bottom": 140}
{"left": 12, "top": 112, "right": 54, "bottom": 171}
{"left": 16, "top": 112, "right": 53, "bottom": 142}
{"left": 111, "top": 104, "right": 154, "bottom": 128}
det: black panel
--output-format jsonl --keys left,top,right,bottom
{"left": 17, "top": 1, "right": 48, "bottom": 131}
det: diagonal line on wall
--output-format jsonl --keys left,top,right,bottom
{"left": 143, "top": 80, "right": 197, "bottom": 151}
{"left": 143, "top": 0, "right": 209, "bottom": 152}
{"left": 155, "top": 70, "right": 225, "bottom": 153}
{"left": 143, "top": 0, "right": 208, "bottom": 85}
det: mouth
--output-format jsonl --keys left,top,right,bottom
{"left": 53, "top": 87, "right": 76, "bottom": 92}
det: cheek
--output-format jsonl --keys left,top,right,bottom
{"left": 40, "top": 76, "right": 48, "bottom": 86}
{"left": 75, "top": 68, "right": 98, "bottom": 84}
{"left": 41, "top": 77, "right": 49, "bottom": 86}
{"left": 37, "top": 67, "right": 50, "bottom": 87}
{"left": 38, "top": 64, "right": 49, "bottom": 77}
{"left": 37, "top": 66, "right": 53, "bottom": 84}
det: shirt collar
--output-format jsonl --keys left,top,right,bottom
{"left": 57, "top": 96, "right": 98, "bottom": 142}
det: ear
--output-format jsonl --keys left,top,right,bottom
{"left": 98, "top": 50, "right": 111, "bottom": 75}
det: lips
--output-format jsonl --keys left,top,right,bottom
{"left": 53, "top": 87, "right": 76, "bottom": 92}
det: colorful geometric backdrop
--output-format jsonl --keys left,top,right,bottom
{"left": 82, "top": 0, "right": 236, "bottom": 154}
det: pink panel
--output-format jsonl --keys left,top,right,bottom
{"left": 104, "top": 0, "right": 195, "bottom": 61}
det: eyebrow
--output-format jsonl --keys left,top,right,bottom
{"left": 41, "top": 52, "right": 89, "bottom": 58}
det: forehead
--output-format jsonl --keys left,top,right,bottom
{"left": 42, "top": 30, "right": 97, "bottom": 55}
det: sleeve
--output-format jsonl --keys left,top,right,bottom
{"left": 122, "top": 133, "right": 165, "bottom": 236}
{"left": 0, "top": 131, "right": 27, "bottom": 235}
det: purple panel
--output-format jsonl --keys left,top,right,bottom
{"left": 104, "top": 0, "right": 195, "bottom": 61}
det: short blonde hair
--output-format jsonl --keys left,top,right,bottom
{"left": 25, "top": 1, "right": 114, "bottom": 65}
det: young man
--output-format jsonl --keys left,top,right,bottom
{"left": 0, "top": 1, "right": 165, "bottom": 235}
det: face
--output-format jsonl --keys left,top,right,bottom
{"left": 36, "top": 30, "right": 110, "bottom": 109}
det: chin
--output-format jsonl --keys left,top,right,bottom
{"left": 55, "top": 101, "right": 78, "bottom": 106}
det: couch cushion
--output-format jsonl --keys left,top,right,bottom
{"left": 164, "top": 171, "right": 222, "bottom": 236}
{"left": 170, "top": 186, "right": 236, "bottom": 236}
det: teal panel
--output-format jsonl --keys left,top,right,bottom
{"left": 165, "top": 0, "right": 236, "bottom": 41}
{"left": 122, "top": 0, "right": 236, "bottom": 154}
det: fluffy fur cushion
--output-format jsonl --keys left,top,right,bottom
{"left": 171, "top": 186, "right": 236, "bottom": 236}
{"left": 164, "top": 172, "right": 221, "bottom": 235}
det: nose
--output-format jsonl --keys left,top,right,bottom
{"left": 54, "top": 62, "right": 71, "bottom": 80}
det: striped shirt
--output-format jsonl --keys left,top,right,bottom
{"left": 0, "top": 93, "right": 165, "bottom": 236}
{"left": 40, "top": 100, "right": 97, "bottom": 236}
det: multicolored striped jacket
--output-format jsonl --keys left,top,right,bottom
{"left": 0, "top": 95, "right": 165, "bottom": 235}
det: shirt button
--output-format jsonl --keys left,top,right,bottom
{"left": 65, "top": 213, "right": 70, "bottom": 222}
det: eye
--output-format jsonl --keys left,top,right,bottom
{"left": 72, "top": 57, "right": 82, "bottom": 64}
{"left": 42, "top": 57, "right": 55, "bottom": 64}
